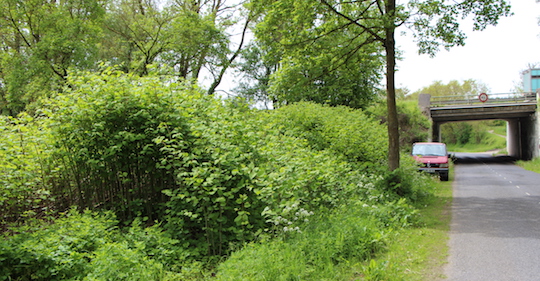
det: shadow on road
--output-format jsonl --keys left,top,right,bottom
{"left": 452, "top": 153, "right": 516, "bottom": 165}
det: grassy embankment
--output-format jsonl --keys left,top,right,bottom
{"left": 362, "top": 172, "right": 453, "bottom": 280}
{"left": 446, "top": 124, "right": 506, "bottom": 153}
{"left": 517, "top": 159, "right": 540, "bottom": 173}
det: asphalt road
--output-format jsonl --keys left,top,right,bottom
{"left": 444, "top": 153, "right": 540, "bottom": 280}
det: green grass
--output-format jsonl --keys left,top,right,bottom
{"left": 446, "top": 131, "right": 506, "bottom": 153}
{"left": 361, "top": 172, "right": 453, "bottom": 280}
{"left": 517, "top": 158, "right": 540, "bottom": 173}
{"left": 488, "top": 124, "right": 506, "bottom": 136}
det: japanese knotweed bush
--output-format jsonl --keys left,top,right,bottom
{"left": 271, "top": 102, "right": 388, "bottom": 166}
{"left": 251, "top": 130, "right": 375, "bottom": 233}
{"left": 45, "top": 69, "right": 269, "bottom": 256}
{"left": 47, "top": 69, "right": 193, "bottom": 221}
{"left": 43, "top": 70, "right": 406, "bottom": 259}
{"left": 158, "top": 102, "right": 384, "bottom": 256}
{"left": 0, "top": 113, "right": 55, "bottom": 227}
{"left": 158, "top": 105, "right": 269, "bottom": 256}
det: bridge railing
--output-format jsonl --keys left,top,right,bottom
{"left": 430, "top": 92, "right": 537, "bottom": 107}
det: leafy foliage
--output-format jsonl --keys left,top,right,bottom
{"left": 271, "top": 102, "right": 388, "bottom": 164}
{"left": 46, "top": 68, "right": 191, "bottom": 222}
{"left": 0, "top": 68, "right": 438, "bottom": 279}
{"left": 0, "top": 208, "right": 189, "bottom": 281}
{"left": 251, "top": 0, "right": 384, "bottom": 109}
{"left": 0, "top": 114, "right": 54, "bottom": 227}
{"left": 367, "top": 100, "right": 430, "bottom": 149}
{"left": 0, "top": 0, "right": 249, "bottom": 115}
{"left": 160, "top": 103, "right": 269, "bottom": 256}
{"left": 160, "top": 101, "right": 390, "bottom": 256}
{"left": 37, "top": 70, "right": 393, "bottom": 258}
{"left": 215, "top": 213, "right": 386, "bottom": 280}
{"left": 0, "top": 0, "right": 105, "bottom": 115}
{"left": 409, "top": 79, "right": 490, "bottom": 100}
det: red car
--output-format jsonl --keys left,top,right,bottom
{"left": 412, "top": 142, "right": 450, "bottom": 181}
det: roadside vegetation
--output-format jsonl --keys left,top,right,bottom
{"left": 0, "top": 0, "right": 513, "bottom": 279}
{"left": 517, "top": 158, "right": 540, "bottom": 173}
{"left": 365, "top": 169, "right": 453, "bottom": 281}
{"left": 0, "top": 70, "right": 446, "bottom": 280}
{"left": 444, "top": 121, "right": 506, "bottom": 153}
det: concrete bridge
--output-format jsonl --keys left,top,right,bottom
{"left": 419, "top": 92, "right": 539, "bottom": 160}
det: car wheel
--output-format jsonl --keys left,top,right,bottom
{"left": 440, "top": 173, "right": 449, "bottom": 181}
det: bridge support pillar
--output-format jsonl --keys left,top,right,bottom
{"left": 520, "top": 113, "right": 538, "bottom": 160}
{"left": 507, "top": 119, "right": 520, "bottom": 158}
{"left": 431, "top": 122, "right": 441, "bottom": 142}
{"left": 507, "top": 114, "right": 539, "bottom": 160}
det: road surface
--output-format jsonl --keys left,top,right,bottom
{"left": 445, "top": 153, "right": 540, "bottom": 280}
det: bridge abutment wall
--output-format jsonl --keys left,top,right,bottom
{"left": 507, "top": 93, "right": 539, "bottom": 160}
{"left": 522, "top": 101, "right": 539, "bottom": 160}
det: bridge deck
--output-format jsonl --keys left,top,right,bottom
{"left": 428, "top": 93, "right": 538, "bottom": 122}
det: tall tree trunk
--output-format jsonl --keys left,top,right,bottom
{"left": 385, "top": 0, "right": 400, "bottom": 171}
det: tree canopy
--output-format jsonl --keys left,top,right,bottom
{"left": 0, "top": 0, "right": 250, "bottom": 115}
{"left": 247, "top": 0, "right": 511, "bottom": 170}
{"left": 0, "top": 0, "right": 514, "bottom": 170}
{"left": 409, "top": 79, "right": 490, "bottom": 100}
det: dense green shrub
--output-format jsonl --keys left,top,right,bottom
{"left": 46, "top": 69, "right": 192, "bottom": 221}
{"left": 0, "top": 68, "right": 435, "bottom": 280}
{"left": 375, "top": 155, "right": 433, "bottom": 203}
{"left": 271, "top": 102, "right": 388, "bottom": 165}
{"left": 255, "top": 142, "right": 380, "bottom": 235}
{"left": 0, "top": 209, "right": 118, "bottom": 280}
{"left": 160, "top": 105, "right": 268, "bottom": 256}
{"left": 35, "top": 69, "right": 395, "bottom": 258}
{"left": 0, "top": 114, "right": 54, "bottom": 228}
{"left": 0, "top": 209, "right": 190, "bottom": 281}
{"left": 156, "top": 100, "right": 393, "bottom": 256}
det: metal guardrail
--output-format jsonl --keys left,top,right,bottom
{"left": 430, "top": 92, "right": 537, "bottom": 107}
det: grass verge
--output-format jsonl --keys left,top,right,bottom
{"left": 517, "top": 158, "right": 540, "bottom": 173}
{"left": 362, "top": 173, "right": 453, "bottom": 280}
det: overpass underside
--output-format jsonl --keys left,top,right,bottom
{"left": 420, "top": 93, "right": 539, "bottom": 160}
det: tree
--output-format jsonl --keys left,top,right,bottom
{"left": 249, "top": 0, "right": 385, "bottom": 109}
{"left": 0, "top": 0, "right": 252, "bottom": 114}
{"left": 0, "top": 0, "right": 106, "bottom": 115}
{"left": 250, "top": 0, "right": 511, "bottom": 170}
{"left": 409, "top": 79, "right": 490, "bottom": 100}
{"left": 104, "top": 0, "right": 252, "bottom": 95}
{"left": 234, "top": 42, "right": 278, "bottom": 108}
{"left": 103, "top": 0, "right": 173, "bottom": 76}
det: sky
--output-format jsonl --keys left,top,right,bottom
{"left": 395, "top": 0, "right": 540, "bottom": 94}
